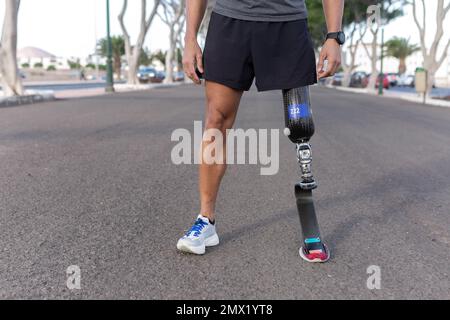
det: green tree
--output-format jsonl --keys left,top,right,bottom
{"left": 85, "top": 63, "right": 96, "bottom": 70}
{"left": 360, "top": 0, "right": 403, "bottom": 91}
{"left": 307, "top": 0, "right": 372, "bottom": 86}
{"left": 385, "top": 37, "right": 419, "bottom": 74}
{"left": 67, "top": 60, "right": 81, "bottom": 70}
{"left": 176, "top": 47, "right": 183, "bottom": 70}
{"left": 410, "top": 0, "right": 450, "bottom": 94}
{"left": 305, "top": 1, "right": 327, "bottom": 51}
{"left": 150, "top": 50, "right": 166, "bottom": 66}
{"left": 138, "top": 47, "right": 152, "bottom": 67}
{"left": 306, "top": 0, "right": 371, "bottom": 51}
{"left": 98, "top": 36, "right": 125, "bottom": 78}
{"left": 340, "top": 0, "right": 375, "bottom": 86}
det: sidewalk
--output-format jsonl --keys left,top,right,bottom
{"left": 0, "top": 89, "right": 55, "bottom": 107}
{"left": 1, "top": 82, "right": 187, "bottom": 105}
{"left": 328, "top": 85, "right": 450, "bottom": 108}
{"left": 54, "top": 82, "right": 185, "bottom": 99}
{"left": 23, "top": 79, "right": 105, "bottom": 86}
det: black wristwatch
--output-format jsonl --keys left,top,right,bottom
{"left": 326, "top": 31, "right": 346, "bottom": 45}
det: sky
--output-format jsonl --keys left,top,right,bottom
{"left": 0, "top": 0, "right": 171, "bottom": 57}
{"left": 0, "top": 0, "right": 449, "bottom": 59}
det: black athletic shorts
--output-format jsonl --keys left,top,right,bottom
{"left": 203, "top": 12, "right": 318, "bottom": 92}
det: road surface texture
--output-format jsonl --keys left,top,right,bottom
{"left": 1, "top": 85, "right": 449, "bottom": 299}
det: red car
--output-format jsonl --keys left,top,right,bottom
{"left": 376, "top": 74, "right": 390, "bottom": 89}
{"left": 362, "top": 74, "right": 390, "bottom": 89}
{"left": 386, "top": 72, "right": 399, "bottom": 86}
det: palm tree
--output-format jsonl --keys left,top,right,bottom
{"left": 385, "top": 37, "right": 420, "bottom": 75}
{"left": 138, "top": 47, "right": 152, "bottom": 67}
{"left": 98, "top": 36, "right": 125, "bottom": 79}
{"left": 150, "top": 50, "right": 167, "bottom": 66}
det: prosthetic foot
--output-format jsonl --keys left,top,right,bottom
{"left": 283, "top": 86, "right": 329, "bottom": 263}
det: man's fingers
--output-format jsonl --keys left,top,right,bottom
{"left": 329, "top": 59, "right": 341, "bottom": 76}
{"left": 196, "top": 53, "right": 204, "bottom": 74}
{"left": 182, "top": 60, "right": 191, "bottom": 76}
{"left": 190, "top": 71, "right": 201, "bottom": 84}
{"left": 317, "top": 61, "right": 328, "bottom": 79}
{"left": 187, "top": 64, "right": 201, "bottom": 84}
{"left": 317, "top": 52, "right": 328, "bottom": 79}
{"left": 317, "top": 55, "right": 325, "bottom": 73}
{"left": 182, "top": 56, "right": 201, "bottom": 84}
{"left": 328, "top": 59, "right": 337, "bottom": 75}
{"left": 318, "top": 59, "right": 340, "bottom": 79}
{"left": 319, "top": 70, "right": 332, "bottom": 79}
{"left": 334, "top": 60, "right": 342, "bottom": 74}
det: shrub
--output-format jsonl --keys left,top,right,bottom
{"left": 67, "top": 60, "right": 82, "bottom": 70}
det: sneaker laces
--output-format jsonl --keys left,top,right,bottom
{"left": 185, "top": 218, "right": 208, "bottom": 237}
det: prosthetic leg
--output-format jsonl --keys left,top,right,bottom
{"left": 283, "top": 86, "right": 329, "bottom": 263}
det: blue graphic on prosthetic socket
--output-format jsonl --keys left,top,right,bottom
{"left": 288, "top": 103, "right": 310, "bottom": 120}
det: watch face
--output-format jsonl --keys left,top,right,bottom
{"left": 338, "top": 32, "right": 346, "bottom": 45}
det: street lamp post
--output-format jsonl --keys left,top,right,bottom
{"left": 105, "top": 0, "right": 115, "bottom": 92}
{"left": 378, "top": 28, "right": 384, "bottom": 96}
{"left": 95, "top": 45, "right": 101, "bottom": 81}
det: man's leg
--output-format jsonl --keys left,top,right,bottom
{"left": 199, "top": 81, "right": 243, "bottom": 222}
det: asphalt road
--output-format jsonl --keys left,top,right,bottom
{"left": 0, "top": 85, "right": 449, "bottom": 299}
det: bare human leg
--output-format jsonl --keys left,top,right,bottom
{"left": 199, "top": 81, "right": 244, "bottom": 221}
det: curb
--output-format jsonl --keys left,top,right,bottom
{"left": 113, "top": 82, "right": 185, "bottom": 93}
{"left": 325, "top": 84, "right": 450, "bottom": 108}
{"left": 0, "top": 93, "right": 56, "bottom": 108}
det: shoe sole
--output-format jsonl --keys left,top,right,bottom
{"left": 299, "top": 244, "right": 330, "bottom": 263}
{"left": 177, "top": 233, "right": 220, "bottom": 255}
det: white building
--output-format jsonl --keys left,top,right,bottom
{"left": 17, "top": 46, "right": 70, "bottom": 70}
{"left": 86, "top": 54, "right": 107, "bottom": 67}
{"left": 344, "top": 43, "right": 450, "bottom": 87}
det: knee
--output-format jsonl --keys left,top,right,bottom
{"left": 205, "top": 107, "right": 227, "bottom": 131}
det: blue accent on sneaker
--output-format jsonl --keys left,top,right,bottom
{"left": 305, "top": 237, "right": 321, "bottom": 244}
{"left": 186, "top": 218, "right": 208, "bottom": 237}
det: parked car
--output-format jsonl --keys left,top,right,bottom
{"left": 137, "top": 67, "right": 164, "bottom": 83}
{"left": 362, "top": 74, "right": 390, "bottom": 89}
{"left": 173, "top": 71, "right": 185, "bottom": 82}
{"left": 156, "top": 71, "right": 166, "bottom": 82}
{"left": 397, "top": 74, "right": 415, "bottom": 87}
{"left": 331, "top": 72, "right": 344, "bottom": 86}
{"left": 386, "top": 72, "right": 399, "bottom": 86}
{"left": 350, "top": 71, "right": 368, "bottom": 88}
{"left": 376, "top": 74, "right": 390, "bottom": 89}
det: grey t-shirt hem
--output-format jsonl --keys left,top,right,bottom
{"left": 212, "top": 7, "right": 308, "bottom": 22}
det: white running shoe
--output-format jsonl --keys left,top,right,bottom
{"left": 177, "top": 215, "right": 220, "bottom": 255}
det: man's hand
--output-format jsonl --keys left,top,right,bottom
{"left": 183, "top": 38, "right": 204, "bottom": 85}
{"left": 317, "top": 39, "right": 342, "bottom": 79}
